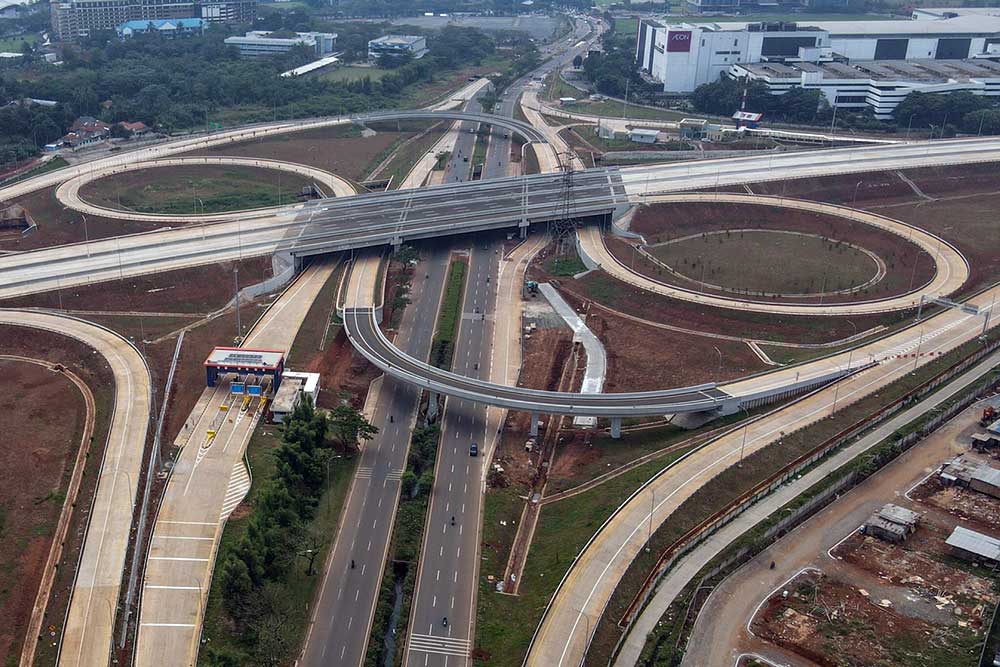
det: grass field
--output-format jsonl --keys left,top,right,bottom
{"left": 650, "top": 230, "right": 879, "bottom": 296}
{"left": 475, "top": 441, "right": 702, "bottom": 667}
{"left": 318, "top": 65, "right": 391, "bottom": 83}
{"left": 0, "top": 33, "right": 39, "bottom": 51}
{"left": 78, "top": 164, "right": 314, "bottom": 215}
{"left": 429, "top": 259, "right": 467, "bottom": 369}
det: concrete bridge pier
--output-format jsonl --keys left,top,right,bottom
{"left": 529, "top": 412, "right": 540, "bottom": 437}
{"left": 426, "top": 391, "right": 439, "bottom": 423}
{"left": 519, "top": 220, "right": 529, "bottom": 239}
{"left": 610, "top": 416, "right": 622, "bottom": 439}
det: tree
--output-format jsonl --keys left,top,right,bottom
{"left": 572, "top": 54, "right": 583, "bottom": 68}
{"left": 328, "top": 403, "right": 378, "bottom": 450}
{"left": 894, "top": 90, "right": 990, "bottom": 130}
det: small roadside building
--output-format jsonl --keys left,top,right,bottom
{"left": 629, "top": 128, "right": 660, "bottom": 144}
{"left": 970, "top": 464, "right": 1000, "bottom": 499}
{"left": 946, "top": 525, "right": 1000, "bottom": 566}
{"left": 863, "top": 503, "right": 920, "bottom": 544}
{"left": 269, "top": 371, "right": 321, "bottom": 423}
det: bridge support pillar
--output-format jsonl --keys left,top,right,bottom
{"left": 529, "top": 412, "right": 540, "bottom": 437}
{"left": 519, "top": 221, "right": 529, "bottom": 239}
{"left": 610, "top": 417, "right": 622, "bottom": 439}
{"left": 427, "top": 392, "right": 439, "bottom": 423}
{"left": 391, "top": 235, "right": 403, "bottom": 249}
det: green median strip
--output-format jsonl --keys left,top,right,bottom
{"left": 430, "top": 259, "right": 467, "bottom": 370}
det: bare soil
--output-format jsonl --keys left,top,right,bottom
{"left": 0, "top": 185, "right": 168, "bottom": 252}
{"left": 559, "top": 289, "right": 765, "bottom": 392}
{"left": 623, "top": 202, "right": 935, "bottom": 304}
{"left": 0, "top": 360, "right": 88, "bottom": 664}
{"left": 752, "top": 570, "right": 982, "bottom": 667}
{"left": 186, "top": 124, "right": 423, "bottom": 182}
{"left": 833, "top": 531, "right": 997, "bottom": 624}
{"left": 909, "top": 475, "right": 1000, "bottom": 537}
{"left": 0, "top": 257, "right": 270, "bottom": 314}
{"left": 0, "top": 327, "right": 115, "bottom": 667}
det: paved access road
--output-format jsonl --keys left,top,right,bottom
{"left": 678, "top": 355, "right": 1000, "bottom": 667}
{"left": 578, "top": 193, "right": 970, "bottom": 316}
{"left": 7, "top": 137, "right": 1000, "bottom": 301}
{"left": 526, "top": 282, "right": 1000, "bottom": 667}
{"left": 56, "top": 156, "right": 358, "bottom": 223}
{"left": 0, "top": 310, "right": 151, "bottom": 667}
{"left": 135, "top": 257, "right": 339, "bottom": 667}
{"left": 300, "top": 250, "right": 451, "bottom": 667}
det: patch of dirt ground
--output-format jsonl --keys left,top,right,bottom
{"left": 752, "top": 570, "right": 984, "bottom": 667}
{"left": 186, "top": 123, "right": 427, "bottom": 182}
{"left": 909, "top": 474, "right": 1000, "bottom": 537}
{"left": 0, "top": 327, "right": 115, "bottom": 667}
{"left": 0, "top": 257, "right": 271, "bottom": 314}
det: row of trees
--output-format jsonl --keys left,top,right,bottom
{"left": 691, "top": 76, "right": 824, "bottom": 125}
{"left": 0, "top": 102, "right": 74, "bottom": 165}
{"left": 1, "top": 23, "right": 503, "bottom": 145}
{"left": 213, "top": 398, "right": 376, "bottom": 666}
{"left": 580, "top": 18, "right": 657, "bottom": 101}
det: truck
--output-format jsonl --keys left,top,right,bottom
{"left": 981, "top": 405, "right": 997, "bottom": 427}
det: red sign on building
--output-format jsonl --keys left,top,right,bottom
{"left": 666, "top": 30, "right": 692, "bottom": 52}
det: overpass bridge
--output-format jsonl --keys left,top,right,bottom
{"left": 341, "top": 306, "right": 858, "bottom": 437}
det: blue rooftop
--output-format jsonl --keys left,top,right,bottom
{"left": 119, "top": 18, "right": 204, "bottom": 31}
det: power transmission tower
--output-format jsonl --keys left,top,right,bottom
{"left": 551, "top": 152, "right": 579, "bottom": 256}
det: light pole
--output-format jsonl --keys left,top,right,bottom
{"left": 713, "top": 345, "right": 722, "bottom": 380}
{"left": 913, "top": 326, "right": 924, "bottom": 373}
{"left": 738, "top": 406, "right": 751, "bottom": 468}
{"left": 852, "top": 181, "right": 862, "bottom": 208}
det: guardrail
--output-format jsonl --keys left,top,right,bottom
{"left": 611, "top": 331, "right": 1000, "bottom": 649}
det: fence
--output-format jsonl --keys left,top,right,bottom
{"left": 613, "top": 334, "right": 1000, "bottom": 645}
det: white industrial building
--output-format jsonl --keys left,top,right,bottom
{"left": 731, "top": 58, "right": 1000, "bottom": 118}
{"left": 269, "top": 371, "right": 321, "bottom": 423}
{"left": 635, "top": 11, "right": 1000, "bottom": 116}
{"left": 225, "top": 30, "right": 336, "bottom": 58}
{"left": 367, "top": 34, "right": 428, "bottom": 62}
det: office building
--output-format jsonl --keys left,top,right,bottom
{"left": 51, "top": 0, "right": 254, "bottom": 42}
{"left": 225, "top": 30, "right": 336, "bottom": 58}
{"left": 367, "top": 35, "right": 428, "bottom": 62}
{"left": 635, "top": 12, "right": 1000, "bottom": 117}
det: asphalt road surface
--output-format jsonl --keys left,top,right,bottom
{"left": 300, "top": 249, "right": 450, "bottom": 667}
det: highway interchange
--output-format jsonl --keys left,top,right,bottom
{"left": 3, "top": 12, "right": 1000, "bottom": 667}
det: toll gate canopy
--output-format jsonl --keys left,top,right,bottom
{"left": 204, "top": 347, "right": 285, "bottom": 388}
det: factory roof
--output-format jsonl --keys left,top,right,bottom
{"left": 668, "top": 14, "right": 1000, "bottom": 36}
{"left": 735, "top": 58, "right": 1000, "bottom": 83}
{"left": 370, "top": 34, "right": 424, "bottom": 46}
{"left": 874, "top": 503, "right": 920, "bottom": 527}
{"left": 946, "top": 525, "right": 1000, "bottom": 561}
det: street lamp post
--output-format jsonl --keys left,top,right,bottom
{"left": 713, "top": 345, "right": 722, "bottom": 380}
{"left": 738, "top": 406, "right": 751, "bottom": 468}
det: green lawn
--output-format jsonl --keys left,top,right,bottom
{"left": 319, "top": 65, "right": 391, "bottom": 83}
{"left": 474, "top": 442, "right": 701, "bottom": 667}
{"left": 0, "top": 33, "right": 39, "bottom": 52}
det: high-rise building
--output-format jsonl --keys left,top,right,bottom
{"left": 50, "top": 0, "right": 255, "bottom": 42}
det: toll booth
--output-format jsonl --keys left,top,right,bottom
{"left": 204, "top": 347, "right": 285, "bottom": 390}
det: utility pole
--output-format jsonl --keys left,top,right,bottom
{"left": 234, "top": 265, "right": 242, "bottom": 343}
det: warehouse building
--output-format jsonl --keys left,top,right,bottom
{"left": 730, "top": 58, "right": 1000, "bottom": 118}
{"left": 225, "top": 30, "right": 336, "bottom": 58}
{"left": 946, "top": 525, "right": 1000, "bottom": 566}
{"left": 634, "top": 11, "right": 1000, "bottom": 116}
{"left": 367, "top": 35, "right": 428, "bottom": 62}
{"left": 51, "top": 0, "right": 254, "bottom": 42}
